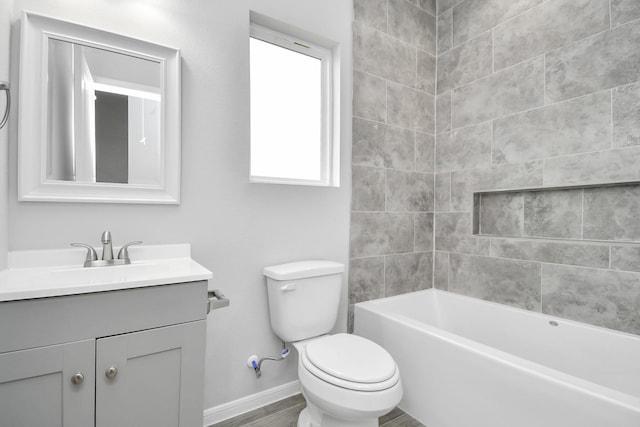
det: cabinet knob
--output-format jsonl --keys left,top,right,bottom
{"left": 71, "top": 372, "right": 85, "bottom": 385}
{"left": 105, "top": 366, "right": 118, "bottom": 379}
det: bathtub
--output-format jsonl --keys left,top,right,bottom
{"left": 354, "top": 289, "right": 640, "bottom": 427}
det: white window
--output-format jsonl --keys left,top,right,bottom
{"left": 250, "top": 22, "right": 338, "bottom": 186}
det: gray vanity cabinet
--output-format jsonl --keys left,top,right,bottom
{"left": 0, "top": 340, "right": 96, "bottom": 427}
{"left": 0, "top": 281, "right": 208, "bottom": 427}
{"left": 96, "top": 321, "right": 206, "bottom": 427}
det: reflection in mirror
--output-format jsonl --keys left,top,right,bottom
{"left": 46, "top": 39, "right": 162, "bottom": 185}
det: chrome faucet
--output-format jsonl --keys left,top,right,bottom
{"left": 101, "top": 230, "right": 114, "bottom": 261}
{"left": 71, "top": 230, "right": 142, "bottom": 267}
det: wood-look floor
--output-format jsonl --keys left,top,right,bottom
{"left": 209, "top": 394, "right": 425, "bottom": 427}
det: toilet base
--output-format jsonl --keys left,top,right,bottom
{"left": 297, "top": 402, "right": 378, "bottom": 427}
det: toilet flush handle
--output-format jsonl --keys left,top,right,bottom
{"left": 280, "top": 282, "right": 297, "bottom": 292}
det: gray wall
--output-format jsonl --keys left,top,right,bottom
{"left": 0, "top": 0, "right": 10, "bottom": 270}
{"left": 349, "top": 0, "right": 437, "bottom": 328}
{"left": 7, "top": 0, "right": 352, "bottom": 410}
{"left": 434, "top": 0, "right": 640, "bottom": 335}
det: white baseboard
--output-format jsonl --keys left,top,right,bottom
{"left": 203, "top": 380, "right": 301, "bottom": 426}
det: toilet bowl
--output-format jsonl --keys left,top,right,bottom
{"left": 293, "top": 334, "right": 403, "bottom": 427}
{"left": 263, "top": 261, "right": 403, "bottom": 427}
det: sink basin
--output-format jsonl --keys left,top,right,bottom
{"left": 0, "top": 244, "right": 212, "bottom": 302}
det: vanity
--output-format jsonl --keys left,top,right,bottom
{"left": 0, "top": 244, "right": 217, "bottom": 427}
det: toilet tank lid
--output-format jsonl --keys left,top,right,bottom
{"left": 263, "top": 260, "right": 344, "bottom": 280}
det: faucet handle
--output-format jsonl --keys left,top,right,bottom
{"left": 117, "top": 241, "right": 143, "bottom": 262}
{"left": 71, "top": 243, "right": 99, "bottom": 266}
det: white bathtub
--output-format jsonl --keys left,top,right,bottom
{"left": 354, "top": 289, "right": 640, "bottom": 427}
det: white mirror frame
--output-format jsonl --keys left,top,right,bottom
{"left": 18, "top": 11, "right": 181, "bottom": 204}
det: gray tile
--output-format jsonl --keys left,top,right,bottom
{"left": 352, "top": 118, "right": 415, "bottom": 170}
{"left": 546, "top": 19, "right": 640, "bottom": 103}
{"left": 418, "top": 0, "right": 437, "bottom": 17}
{"left": 349, "top": 257, "right": 385, "bottom": 304}
{"left": 385, "top": 252, "right": 433, "bottom": 296}
{"left": 435, "top": 122, "right": 491, "bottom": 173}
{"left": 350, "top": 212, "right": 414, "bottom": 257}
{"left": 611, "top": 0, "right": 640, "bottom": 26}
{"left": 543, "top": 146, "right": 640, "bottom": 186}
{"left": 415, "top": 213, "right": 434, "bottom": 251}
{"left": 491, "top": 238, "right": 610, "bottom": 268}
{"left": 437, "top": 31, "right": 493, "bottom": 94}
{"left": 493, "top": 91, "right": 611, "bottom": 165}
{"left": 450, "top": 161, "right": 544, "bottom": 211}
{"left": 437, "top": 0, "right": 458, "bottom": 15}
{"left": 381, "top": 413, "right": 426, "bottom": 427}
{"left": 613, "top": 83, "right": 640, "bottom": 148}
{"left": 387, "top": 82, "right": 435, "bottom": 133}
{"left": 542, "top": 264, "right": 640, "bottom": 334}
{"left": 416, "top": 132, "right": 434, "bottom": 173}
{"left": 433, "top": 251, "right": 449, "bottom": 290}
{"left": 437, "top": 9, "right": 453, "bottom": 55}
{"left": 211, "top": 395, "right": 305, "bottom": 427}
{"left": 583, "top": 185, "right": 640, "bottom": 241}
{"left": 353, "top": 71, "right": 386, "bottom": 122}
{"left": 389, "top": 0, "right": 437, "bottom": 54}
{"left": 417, "top": 51, "right": 436, "bottom": 95}
{"left": 611, "top": 245, "right": 640, "bottom": 273}
{"left": 493, "top": 0, "right": 610, "bottom": 71}
{"left": 523, "top": 189, "right": 583, "bottom": 239}
{"left": 452, "top": 56, "right": 544, "bottom": 129}
{"left": 348, "top": 303, "right": 354, "bottom": 334}
{"left": 435, "top": 212, "right": 490, "bottom": 255}
{"left": 379, "top": 407, "right": 407, "bottom": 426}
{"left": 449, "top": 253, "right": 542, "bottom": 311}
{"left": 386, "top": 170, "right": 434, "bottom": 212}
{"left": 354, "top": 0, "right": 387, "bottom": 32}
{"left": 353, "top": 21, "right": 417, "bottom": 86}
{"left": 452, "top": 0, "right": 542, "bottom": 46}
{"left": 479, "top": 192, "right": 524, "bottom": 237}
{"left": 435, "top": 91, "right": 452, "bottom": 134}
{"left": 435, "top": 173, "right": 451, "bottom": 212}
{"left": 352, "top": 165, "right": 386, "bottom": 211}
{"left": 243, "top": 404, "right": 304, "bottom": 427}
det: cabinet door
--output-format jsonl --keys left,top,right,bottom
{"left": 0, "top": 340, "right": 95, "bottom": 427}
{"left": 95, "top": 320, "right": 206, "bottom": 427}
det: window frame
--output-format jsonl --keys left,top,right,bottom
{"left": 249, "top": 23, "right": 337, "bottom": 187}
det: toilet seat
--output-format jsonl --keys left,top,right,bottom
{"left": 300, "top": 334, "right": 400, "bottom": 392}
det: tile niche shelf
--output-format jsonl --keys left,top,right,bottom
{"left": 472, "top": 181, "right": 640, "bottom": 243}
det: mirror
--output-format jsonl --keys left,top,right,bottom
{"left": 18, "top": 12, "right": 181, "bottom": 203}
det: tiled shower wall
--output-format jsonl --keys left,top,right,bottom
{"left": 348, "top": 0, "right": 437, "bottom": 327}
{"left": 434, "top": 0, "right": 640, "bottom": 334}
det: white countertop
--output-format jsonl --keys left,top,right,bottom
{"left": 0, "top": 244, "right": 212, "bottom": 302}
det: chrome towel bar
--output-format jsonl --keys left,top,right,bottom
{"left": 207, "top": 289, "right": 230, "bottom": 314}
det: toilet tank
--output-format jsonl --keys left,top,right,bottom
{"left": 263, "top": 260, "right": 344, "bottom": 343}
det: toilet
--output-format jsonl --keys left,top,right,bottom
{"left": 263, "top": 260, "right": 403, "bottom": 427}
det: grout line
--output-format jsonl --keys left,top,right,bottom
{"left": 539, "top": 263, "right": 543, "bottom": 312}
{"left": 609, "top": 0, "right": 613, "bottom": 29}
{"left": 491, "top": 28, "right": 495, "bottom": 73}
{"left": 447, "top": 172, "right": 452, "bottom": 211}
{"left": 383, "top": 254, "right": 387, "bottom": 296}
{"left": 580, "top": 189, "right": 585, "bottom": 239}
{"left": 352, "top": 114, "right": 435, "bottom": 135}
{"left": 448, "top": 86, "right": 612, "bottom": 134}
{"left": 543, "top": 54, "right": 547, "bottom": 106}
{"left": 385, "top": 0, "right": 389, "bottom": 34}
{"left": 610, "top": 89, "right": 614, "bottom": 149}
{"left": 447, "top": 0, "right": 547, "bottom": 53}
